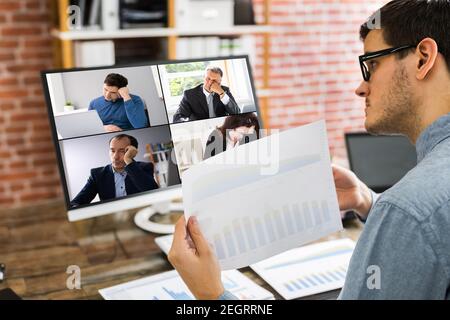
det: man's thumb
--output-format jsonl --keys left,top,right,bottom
{"left": 187, "top": 216, "right": 210, "bottom": 255}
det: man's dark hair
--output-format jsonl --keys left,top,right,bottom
{"left": 104, "top": 73, "right": 128, "bottom": 88}
{"left": 109, "top": 134, "right": 138, "bottom": 148}
{"left": 360, "top": 0, "right": 450, "bottom": 72}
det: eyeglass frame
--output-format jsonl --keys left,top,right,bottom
{"left": 359, "top": 45, "right": 417, "bottom": 82}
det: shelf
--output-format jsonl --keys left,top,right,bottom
{"left": 52, "top": 0, "right": 272, "bottom": 126}
{"left": 51, "top": 25, "right": 273, "bottom": 41}
{"left": 256, "top": 88, "right": 272, "bottom": 98}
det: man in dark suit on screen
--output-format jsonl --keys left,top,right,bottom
{"left": 70, "top": 134, "right": 159, "bottom": 207}
{"left": 172, "top": 66, "right": 241, "bottom": 123}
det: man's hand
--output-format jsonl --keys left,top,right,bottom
{"left": 124, "top": 145, "right": 138, "bottom": 165}
{"left": 332, "top": 164, "right": 373, "bottom": 220}
{"left": 168, "top": 216, "right": 224, "bottom": 300}
{"left": 104, "top": 124, "right": 122, "bottom": 132}
{"left": 118, "top": 87, "right": 131, "bottom": 101}
{"left": 209, "top": 82, "right": 225, "bottom": 96}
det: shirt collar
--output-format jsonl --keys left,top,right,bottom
{"left": 203, "top": 86, "right": 212, "bottom": 97}
{"left": 415, "top": 112, "right": 450, "bottom": 163}
{"left": 111, "top": 165, "right": 127, "bottom": 176}
{"left": 104, "top": 97, "right": 123, "bottom": 103}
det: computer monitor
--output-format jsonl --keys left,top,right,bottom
{"left": 345, "top": 133, "right": 417, "bottom": 193}
{"left": 41, "top": 56, "right": 263, "bottom": 222}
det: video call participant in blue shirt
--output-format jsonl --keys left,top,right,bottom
{"left": 89, "top": 73, "right": 149, "bottom": 132}
{"left": 70, "top": 134, "right": 159, "bottom": 207}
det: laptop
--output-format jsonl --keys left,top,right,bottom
{"left": 345, "top": 133, "right": 417, "bottom": 193}
{"left": 55, "top": 110, "right": 105, "bottom": 139}
{"left": 342, "top": 133, "right": 417, "bottom": 221}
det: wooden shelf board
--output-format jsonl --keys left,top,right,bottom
{"left": 51, "top": 25, "right": 274, "bottom": 41}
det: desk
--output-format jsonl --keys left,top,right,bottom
{"left": 0, "top": 200, "right": 363, "bottom": 300}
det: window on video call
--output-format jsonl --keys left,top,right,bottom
{"left": 44, "top": 57, "right": 261, "bottom": 210}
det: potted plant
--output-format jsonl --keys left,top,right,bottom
{"left": 64, "top": 101, "right": 74, "bottom": 112}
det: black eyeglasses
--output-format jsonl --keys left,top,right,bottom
{"left": 359, "top": 45, "right": 417, "bottom": 82}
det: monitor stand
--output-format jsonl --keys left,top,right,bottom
{"left": 134, "top": 199, "right": 184, "bottom": 234}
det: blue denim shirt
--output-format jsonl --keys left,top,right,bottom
{"left": 340, "top": 112, "right": 450, "bottom": 299}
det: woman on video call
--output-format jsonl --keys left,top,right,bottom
{"left": 203, "top": 113, "right": 260, "bottom": 160}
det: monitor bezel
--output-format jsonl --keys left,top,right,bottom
{"left": 41, "top": 55, "right": 264, "bottom": 215}
{"left": 344, "top": 132, "right": 369, "bottom": 175}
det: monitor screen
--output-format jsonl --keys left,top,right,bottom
{"left": 41, "top": 56, "right": 262, "bottom": 220}
{"left": 345, "top": 133, "right": 417, "bottom": 193}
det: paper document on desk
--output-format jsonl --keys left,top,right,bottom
{"left": 99, "top": 269, "right": 274, "bottom": 300}
{"left": 250, "top": 238, "right": 356, "bottom": 300}
{"left": 182, "top": 120, "right": 343, "bottom": 270}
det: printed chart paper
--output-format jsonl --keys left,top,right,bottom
{"left": 182, "top": 120, "right": 343, "bottom": 270}
{"left": 99, "top": 269, "right": 274, "bottom": 300}
{"left": 251, "top": 238, "right": 356, "bottom": 299}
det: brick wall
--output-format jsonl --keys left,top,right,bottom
{"left": 0, "top": 0, "right": 62, "bottom": 208}
{"left": 0, "top": 0, "right": 387, "bottom": 209}
{"left": 253, "top": 0, "right": 387, "bottom": 159}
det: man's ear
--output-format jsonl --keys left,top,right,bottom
{"left": 416, "top": 38, "right": 439, "bottom": 80}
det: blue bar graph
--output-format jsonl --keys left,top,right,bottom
{"left": 254, "top": 217, "right": 267, "bottom": 246}
{"left": 303, "top": 203, "right": 313, "bottom": 229}
{"left": 305, "top": 276, "right": 317, "bottom": 286}
{"left": 282, "top": 267, "right": 349, "bottom": 295}
{"left": 162, "top": 287, "right": 193, "bottom": 300}
{"left": 223, "top": 276, "right": 239, "bottom": 290}
{"left": 321, "top": 200, "right": 331, "bottom": 220}
{"left": 320, "top": 272, "right": 332, "bottom": 283}
{"left": 232, "top": 219, "right": 247, "bottom": 254}
{"left": 264, "top": 212, "right": 277, "bottom": 242}
{"left": 285, "top": 283, "right": 293, "bottom": 292}
{"left": 273, "top": 210, "right": 287, "bottom": 239}
{"left": 213, "top": 234, "right": 226, "bottom": 260}
{"left": 210, "top": 199, "right": 335, "bottom": 261}
{"left": 223, "top": 226, "right": 237, "bottom": 257}
{"left": 291, "top": 203, "right": 304, "bottom": 232}
{"left": 328, "top": 271, "right": 340, "bottom": 281}
{"left": 335, "top": 270, "right": 345, "bottom": 278}
{"left": 243, "top": 217, "right": 257, "bottom": 250}
{"left": 282, "top": 205, "right": 296, "bottom": 235}
{"left": 265, "top": 247, "right": 353, "bottom": 270}
{"left": 311, "top": 201, "right": 322, "bottom": 225}
{"left": 299, "top": 279, "right": 309, "bottom": 288}
{"left": 312, "top": 274, "right": 325, "bottom": 285}
{"left": 291, "top": 281, "right": 301, "bottom": 290}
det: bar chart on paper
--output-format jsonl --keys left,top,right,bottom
{"left": 99, "top": 269, "right": 274, "bottom": 300}
{"left": 250, "top": 239, "right": 356, "bottom": 300}
{"left": 182, "top": 120, "right": 344, "bottom": 270}
{"left": 208, "top": 199, "right": 334, "bottom": 262}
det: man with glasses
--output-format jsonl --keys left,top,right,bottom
{"left": 168, "top": 0, "right": 450, "bottom": 299}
